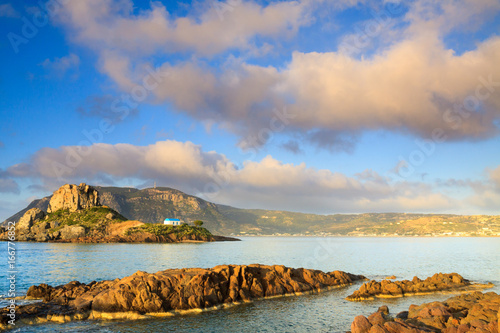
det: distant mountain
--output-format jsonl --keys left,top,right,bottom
{"left": 4, "top": 186, "right": 500, "bottom": 236}
{"left": 4, "top": 196, "right": 51, "bottom": 225}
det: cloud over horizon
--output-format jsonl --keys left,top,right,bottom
{"left": 5, "top": 139, "right": 500, "bottom": 214}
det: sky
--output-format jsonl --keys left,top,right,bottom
{"left": 0, "top": 0, "right": 499, "bottom": 219}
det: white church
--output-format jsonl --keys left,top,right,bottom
{"left": 163, "top": 218, "right": 186, "bottom": 226}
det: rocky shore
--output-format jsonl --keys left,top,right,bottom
{"left": 349, "top": 291, "right": 500, "bottom": 333}
{"left": 52, "top": 233, "right": 239, "bottom": 243}
{"left": 0, "top": 264, "right": 365, "bottom": 329}
{"left": 346, "top": 273, "right": 493, "bottom": 301}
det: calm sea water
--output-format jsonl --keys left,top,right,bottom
{"left": 0, "top": 237, "right": 499, "bottom": 332}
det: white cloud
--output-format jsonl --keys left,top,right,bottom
{"left": 487, "top": 166, "right": 500, "bottom": 191}
{"left": 435, "top": 166, "right": 500, "bottom": 214}
{"left": 61, "top": 0, "right": 500, "bottom": 150}
{"left": 54, "top": 0, "right": 309, "bottom": 57}
{"left": 40, "top": 53, "right": 81, "bottom": 79}
{"left": 284, "top": 34, "right": 500, "bottom": 140}
{"left": 406, "top": 0, "right": 500, "bottom": 35}
{"left": 0, "top": 178, "right": 19, "bottom": 194}
{"left": 123, "top": 32, "right": 499, "bottom": 150}
{"left": 5, "top": 139, "right": 461, "bottom": 213}
{"left": 0, "top": 3, "right": 19, "bottom": 18}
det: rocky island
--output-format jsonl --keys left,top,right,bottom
{"left": 349, "top": 291, "right": 500, "bottom": 333}
{"left": 0, "top": 264, "right": 365, "bottom": 329}
{"left": 0, "top": 183, "right": 238, "bottom": 243}
{"left": 346, "top": 274, "right": 493, "bottom": 301}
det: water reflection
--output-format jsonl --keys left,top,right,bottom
{"left": 0, "top": 237, "right": 498, "bottom": 332}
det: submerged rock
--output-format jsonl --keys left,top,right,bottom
{"left": 348, "top": 291, "right": 500, "bottom": 333}
{"left": 346, "top": 273, "right": 493, "bottom": 301}
{"left": 0, "top": 265, "right": 365, "bottom": 328}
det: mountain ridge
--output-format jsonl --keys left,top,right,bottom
{"left": 3, "top": 185, "right": 500, "bottom": 236}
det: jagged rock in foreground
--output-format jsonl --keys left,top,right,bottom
{"left": 346, "top": 273, "right": 493, "bottom": 301}
{"left": 47, "top": 183, "right": 100, "bottom": 213}
{"left": 349, "top": 291, "right": 500, "bottom": 333}
{"left": 0, "top": 265, "right": 365, "bottom": 329}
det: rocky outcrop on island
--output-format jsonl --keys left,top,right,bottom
{"left": 346, "top": 273, "right": 493, "bottom": 301}
{"left": 349, "top": 291, "right": 500, "bottom": 333}
{"left": 47, "top": 183, "right": 100, "bottom": 213}
{"left": 17, "top": 208, "right": 46, "bottom": 234}
{"left": 2, "top": 196, "right": 50, "bottom": 228}
{"left": 0, "top": 265, "right": 365, "bottom": 328}
{"left": 0, "top": 183, "right": 238, "bottom": 243}
{"left": 12, "top": 208, "right": 53, "bottom": 242}
{"left": 3, "top": 204, "right": 126, "bottom": 242}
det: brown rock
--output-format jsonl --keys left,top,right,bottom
{"left": 384, "top": 282, "right": 403, "bottom": 296}
{"left": 59, "top": 225, "right": 86, "bottom": 240}
{"left": 368, "top": 311, "right": 386, "bottom": 326}
{"left": 369, "top": 324, "right": 389, "bottom": 333}
{"left": 346, "top": 273, "right": 483, "bottom": 301}
{"left": 17, "top": 208, "right": 45, "bottom": 232}
{"left": 378, "top": 305, "right": 390, "bottom": 315}
{"left": 47, "top": 183, "right": 100, "bottom": 213}
{"left": 352, "top": 315, "right": 373, "bottom": 333}
{"left": 383, "top": 321, "right": 428, "bottom": 333}
{"left": 31, "top": 221, "right": 50, "bottom": 234}
{"left": 349, "top": 291, "right": 500, "bottom": 333}
{"left": 456, "top": 324, "right": 471, "bottom": 333}
{"left": 5, "top": 264, "right": 364, "bottom": 328}
{"left": 396, "top": 311, "right": 409, "bottom": 319}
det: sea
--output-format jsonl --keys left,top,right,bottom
{"left": 0, "top": 237, "right": 499, "bottom": 332}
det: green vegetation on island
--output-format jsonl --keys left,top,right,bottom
{"left": 125, "top": 222, "right": 212, "bottom": 238}
{"left": 43, "top": 206, "right": 126, "bottom": 233}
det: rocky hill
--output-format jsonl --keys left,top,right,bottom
{"left": 95, "top": 186, "right": 238, "bottom": 233}
{"left": 3, "top": 185, "right": 500, "bottom": 236}
{"left": 1, "top": 183, "right": 237, "bottom": 243}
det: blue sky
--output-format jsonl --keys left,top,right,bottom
{"left": 1, "top": 0, "right": 500, "bottom": 219}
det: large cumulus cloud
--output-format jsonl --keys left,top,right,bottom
{"left": 51, "top": 0, "right": 500, "bottom": 151}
